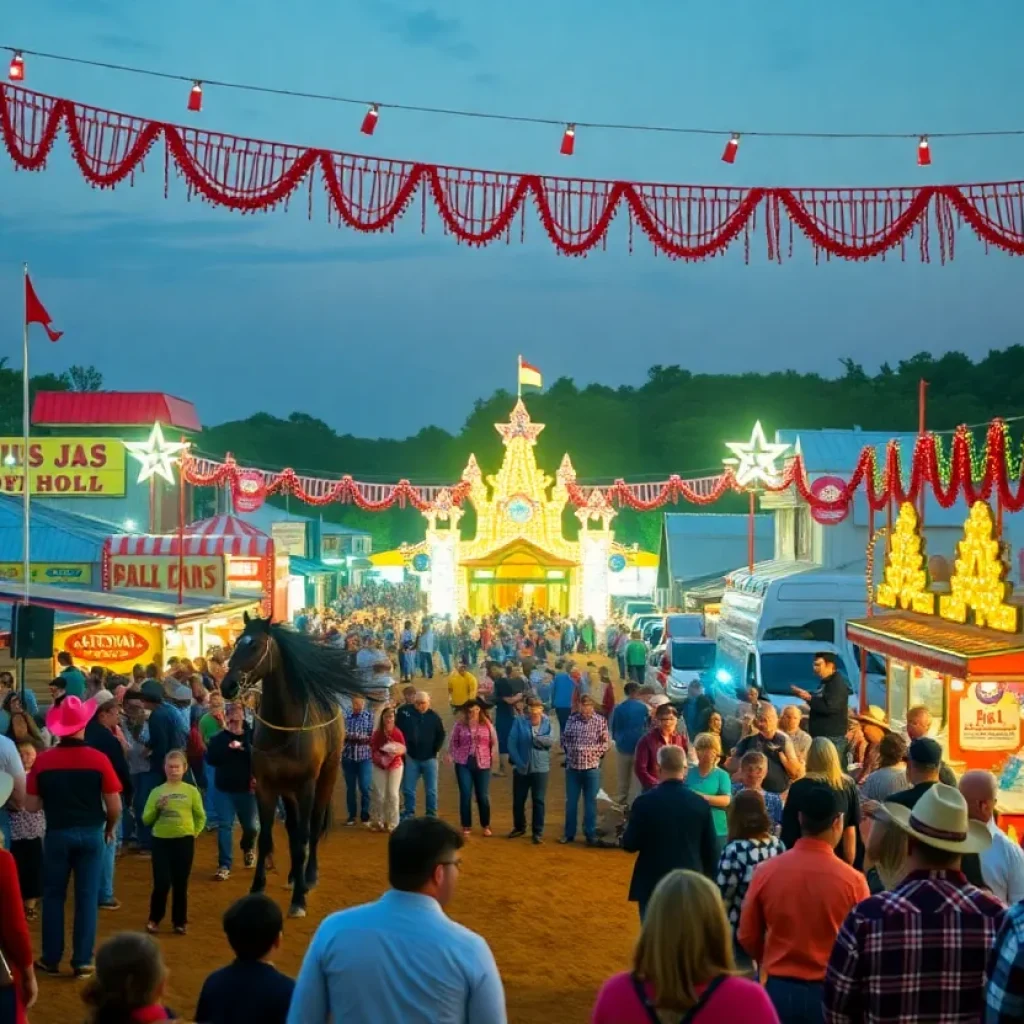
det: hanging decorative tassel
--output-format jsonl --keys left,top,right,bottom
{"left": 917, "top": 136, "right": 932, "bottom": 166}
{"left": 361, "top": 104, "right": 380, "bottom": 135}
{"left": 721, "top": 133, "right": 740, "bottom": 164}
{"left": 8, "top": 52, "right": 24, "bottom": 82}
{"left": 560, "top": 124, "right": 576, "bottom": 156}
{"left": 187, "top": 81, "right": 203, "bottom": 112}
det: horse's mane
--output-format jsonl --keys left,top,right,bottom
{"left": 268, "top": 624, "right": 375, "bottom": 714}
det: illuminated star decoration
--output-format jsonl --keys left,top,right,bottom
{"left": 495, "top": 398, "right": 544, "bottom": 444}
{"left": 123, "top": 423, "right": 188, "bottom": 484}
{"left": 723, "top": 421, "right": 791, "bottom": 488}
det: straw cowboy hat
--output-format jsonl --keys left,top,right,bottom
{"left": 885, "top": 783, "right": 992, "bottom": 855}
{"left": 856, "top": 705, "right": 891, "bottom": 732}
{"left": 0, "top": 770, "right": 12, "bottom": 808}
{"left": 45, "top": 695, "right": 98, "bottom": 738}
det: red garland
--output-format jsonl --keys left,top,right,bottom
{"left": 183, "top": 419, "right": 1024, "bottom": 516}
{"left": 5, "top": 84, "right": 1024, "bottom": 262}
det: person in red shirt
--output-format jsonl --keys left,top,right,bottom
{"left": 0, "top": 770, "right": 37, "bottom": 1024}
{"left": 26, "top": 696, "right": 122, "bottom": 978}
{"left": 634, "top": 704, "right": 688, "bottom": 792}
{"left": 739, "top": 783, "right": 869, "bottom": 1020}
{"left": 370, "top": 707, "right": 406, "bottom": 833}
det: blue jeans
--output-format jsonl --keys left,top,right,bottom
{"left": 512, "top": 770, "right": 549, "bottom": 836}
{"left": 134, "top": 771, "right": 161, "bottom": 851}
{"left": 418, "top": 651, "right": 434, "bottom": 678}
{"left": 204, "top": 753, "right": 221, "bottom": 827}
{"left": 454, "top": 763, "right": 491, "bottom": 828}
{"left": 402, "top": 758, "right": 439, "bottom": 818}
{"left": 42, "top": 826, "right": 105, "bottom": 969}
{"left": 215, "top": 790, "right": 259, "bottom": 870}
{"left": 766, "top": 977, "right": 825, "bottom": 1024}
{"left": 564, "top": 767, "right": 601, "bottom": 841}
{"left": 343, "top": 758, "right": 373, "bottom": 822}
{"left": 99, "top": 814, "right": 120, "bottom": 904}
{"left": 555, "top": 707, "right": 571, "bottom": 735}
{"left": 617, "top": 654, "right": 627, "bottom": 679}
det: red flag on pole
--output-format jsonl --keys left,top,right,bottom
{"left": 25, "top": 275, "right": 62, "bottom": 341}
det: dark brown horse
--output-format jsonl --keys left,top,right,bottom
{"left": 222, "top": 613, "right": 370, "bottom": 917}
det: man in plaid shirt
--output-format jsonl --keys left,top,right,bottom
{"left": 986, "top": 901, "right": 1024, "bottom": 1022}
{"left": 558, "top": 694, "right": 610, "bottom": 847}
{"left": 824, "top": 783, "right": 1004, "bottom": 1024}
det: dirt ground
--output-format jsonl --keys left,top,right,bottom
{"left": 29, "top": 655, "right": 638, "bottom": 1024}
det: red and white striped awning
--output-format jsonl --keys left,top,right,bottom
{"left": 106, "top": 515, "right": 272, "bottom": 557}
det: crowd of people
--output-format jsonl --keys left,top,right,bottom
{"left": 6, "top": 608, "right": 1024, "bottom": 1021}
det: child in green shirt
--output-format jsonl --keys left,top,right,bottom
{"left": 143, "top": 750, "right": 206, "bottom": 935}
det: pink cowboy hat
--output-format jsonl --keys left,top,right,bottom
{"left": 46, "top": 695, "right": 99, "bottom": 737}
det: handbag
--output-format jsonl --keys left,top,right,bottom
{"left": 630, "top": 973, "right": 726, "bottom": 1024}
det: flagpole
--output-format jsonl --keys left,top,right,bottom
{"left": 21, "top": 263, "right": 30, "bottom": 606}
{"left": 517, "top": 354, "right": 522, "bottom": 399}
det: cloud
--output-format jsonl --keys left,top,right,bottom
{"left": 364, "top": 2, "right": 478, "bottom": 60}
{"left": 469, "top": 71, "right": 500, "bottom": 88}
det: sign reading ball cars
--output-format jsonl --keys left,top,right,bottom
{"left": 108, "top": 555, "right": 226, "bottom": 596}
{"left": 0, "top": 438, "right": 126, "bottom": 496}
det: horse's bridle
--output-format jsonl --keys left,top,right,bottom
{"left": 232, "top": 632, "right": 276, "bottom": 699}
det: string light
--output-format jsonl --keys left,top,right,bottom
{"left": 559, "top": 124, "right": 576, "bottom": 156}
{"left": 187, "top": 81, "right": 202, "bottom": 112}
{"left": 360, "top": 103, "right": 380, "bottom": 136}
{"left": 5, "top": 44, "right": 1023, "bottom": 163}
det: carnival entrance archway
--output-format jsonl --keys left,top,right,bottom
{"left": 462, "top": 539, "right": 576, "bottom": 616}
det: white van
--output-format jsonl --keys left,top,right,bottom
{"left": 712, "top": 567, "right": 886, "bottom": 711}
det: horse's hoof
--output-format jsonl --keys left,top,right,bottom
{"left": 287, "top": 905, "right": 307, "bottom": 919}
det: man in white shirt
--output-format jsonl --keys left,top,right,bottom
{"left": 960, "top": 769, "right": 1024, "bottom": 905}
{"left": 288, "top": 817, "right": 506, "bottom": 1024}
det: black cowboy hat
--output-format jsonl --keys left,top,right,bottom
{"left": 458, "top": 696, "right": 492, "bottom": 711}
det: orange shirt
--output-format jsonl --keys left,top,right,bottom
{"left": 737, "top": 836, "right": 869, "bottom": 981}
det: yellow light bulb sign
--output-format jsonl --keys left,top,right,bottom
{"left": 876, "top": 503, "right": 936, "bottom": 613}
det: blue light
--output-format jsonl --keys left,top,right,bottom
{"left": 715, "top": 668, "right": 732, "bottom": 684}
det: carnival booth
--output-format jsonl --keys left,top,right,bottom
{"left": 103, "top": 514, "right": 290, "bottom": 621}
{"left": 847, "top": 500, "right": 1024, "bottom": 832}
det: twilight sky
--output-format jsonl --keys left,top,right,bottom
{"left": 3, "top": 0, "right": 1024, "bottom": 439}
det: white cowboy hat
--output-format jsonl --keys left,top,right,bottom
{"left": 856, "top": 705, "right": 891, "bottom": 732}
{"left": 885, "top": 783, "right": 992, "bottom": 855}
{"left": 0, "top": 770, "right": 12, "bottom": 808}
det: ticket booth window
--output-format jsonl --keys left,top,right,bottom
{"left": 909, "top": 665, "right": 946, "bottom": 725}
{"left": 889, "top": 660, "right": 910, "bottom": 727}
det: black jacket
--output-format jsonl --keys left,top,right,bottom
{"left": 85, "top": 718, "right": 133, "bottom": 805}
{"left": 395, "top": 706, "right": 446, "bottom": 761}
{"left": 808, "top": 671, "right": 851, "bottom": 738}
{"left": 205, "top": 726, "right": 254, "bottom": 794}
{"left": 621, "top": 778, "right": 718, "bottom": 905}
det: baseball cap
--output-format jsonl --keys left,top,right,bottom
{"left": 908, "top": 737, "right": 943, "bottom": 768}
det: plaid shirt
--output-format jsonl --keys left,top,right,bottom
{"left": 986, "top": 899, "right": 1024, "bottom": 1023}
{"left": 342, "top": 709, "right": 374, "bottom": 762}
{"left": 823, "top": 869, "right": 1006, "bottom": 1024}
{"left": 561, "top": 711, "right": 610, "bottom": 770}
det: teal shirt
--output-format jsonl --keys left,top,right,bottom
{"left": 61, "top": 666, "right": 88, "bottom": 698}
{"left": 685, "top": 766, "right": 731, "bottom": 836}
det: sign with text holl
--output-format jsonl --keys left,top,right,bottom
{"left": 0, "top": 438, "right": 126, "bottom": 497}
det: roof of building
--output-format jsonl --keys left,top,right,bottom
{"left": 289, "top": 556, "right": 342, "bottom": 577}
{"left": 0, "top": 494, "right": 125, "bottom": 563}
{"left": 234, "top": 502, "right": 372, "bottom": 537}
{"left": 659, "top": 513, "right": 774, "bottom": 585}
{"left": 32, "top": 392, "right": 201, "bottom": 432}
{"left": 107, "top": 515, "right": 271, "bottom": 557}
{"left": 0, "top": 581, "right": 258, "bottom": 626}
{"left": 776, "top": 427, "right": 920, "bottom": 475}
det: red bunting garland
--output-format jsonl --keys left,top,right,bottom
{"left": 4, "top": 84, "right": 1024, "bottom": 262}
{"left": 183, "top": 419, "right": 1024, "bottom": 516}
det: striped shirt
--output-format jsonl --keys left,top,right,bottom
{"left": 823, "top": 869, "right": 1005, "bottom": 1024}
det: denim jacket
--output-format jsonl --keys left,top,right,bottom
{"left": 509, "top": 714, "right": 553, "bottom": 775}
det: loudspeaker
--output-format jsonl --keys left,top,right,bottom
{"left": 12, "top": 603, "right": 55, "bottom": 660}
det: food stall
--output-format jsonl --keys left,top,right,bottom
{"left": 0, "top": 580, "right": 260, "bottom": 695}
{"left": 847, "top": 500, "right": 1024, "bottom": 833}
{"left": 103, "top": 514, "right": 289, "bottom": 620}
